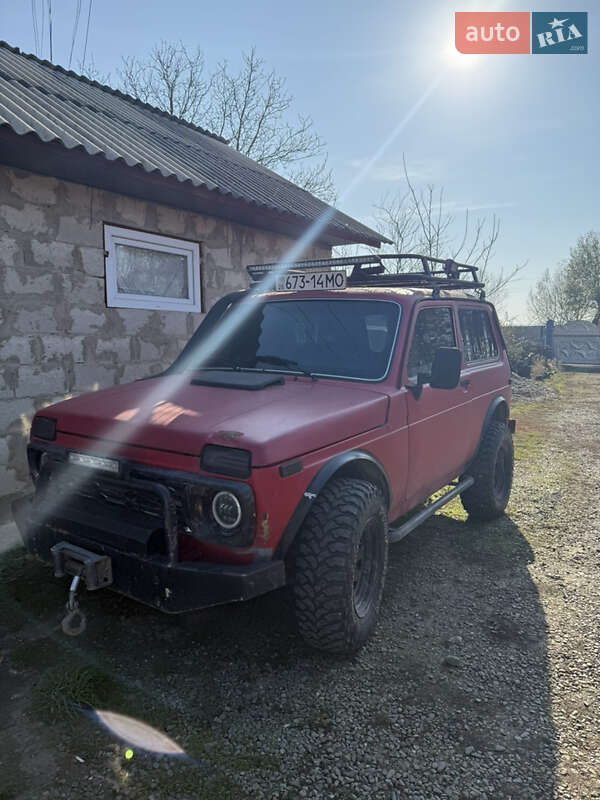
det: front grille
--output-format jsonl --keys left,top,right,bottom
{"left": 78, "top": 479, "right": 164, "bottom": 518}
{"left": 28, "top": 445, "right": 256, "bottom": 551}
{"left": 42, "top": 463, "right": 185, "bottom": 527}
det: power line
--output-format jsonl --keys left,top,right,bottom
{"left": 47, "top": 0, "right": 53, "bottom": 62}
{"left": 82, "top": 0, "right": 93, "bottom": 70}
{"left": 40, "top": 0, "right": 45, "bottom": 58}
{"left": 31, "top": 0, "right": 39, "bottom": 56}
{"left": 68, "top": 0, "right": 82, "bottom": 69}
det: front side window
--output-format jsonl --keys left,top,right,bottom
{"left": 181, "top": 299, "right": 401, "bottom": 381}
{"left": 406, "top": 306, "right": 456, "bottom": 382}
{"left": 104, "top": 225, "right": 201, "bottom": 312}
{"left": 459, "top": 308, "right": 498, "bottom": 362}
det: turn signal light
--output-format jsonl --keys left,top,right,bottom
{"left": 31, "top": 416, "right": 56, "bottom": 441}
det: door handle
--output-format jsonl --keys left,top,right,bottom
{"left": 460, "top": 378, "right": 471, "bottom": 388}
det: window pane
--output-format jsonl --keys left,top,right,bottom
{"left": 115, "top": 243, "right": 189, "bottom": 299}
{"left": 459, "top": 309, "right": 498, "bottom": 362}
{"left": 184, "top": 300, "right": 400, "bottom": 380}
{"left": 407, "top": 307, "right": 456, "bottom": 381}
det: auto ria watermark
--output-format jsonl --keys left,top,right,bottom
{"left": 455, "top": 11, "right": 588, "bottom": 54}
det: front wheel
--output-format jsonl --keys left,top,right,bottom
{"left": 291, "top": 478, "right": 388, "bottom": 654}
{"left": 460, "top": 421, "right": 514, "bottom": 520}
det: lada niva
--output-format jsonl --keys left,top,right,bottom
{"left": 13, "top": 254, "right": 515, "bottom": 652}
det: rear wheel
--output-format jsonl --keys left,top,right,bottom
{"left": 291, "top": 478, "right": 388, "bottom": 654}
{"left": 461, "top": 421, "right": 514, "bottom": 520}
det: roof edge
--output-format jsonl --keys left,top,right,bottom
{"left": 0, "top": 40, "right": 228, "bottom": 144}
{"left": 0, "top": 127, "right": 387, "bottom": 247}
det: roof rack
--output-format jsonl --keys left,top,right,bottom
{"left": 246, "top": 253, "right": 485, "bottom": 298}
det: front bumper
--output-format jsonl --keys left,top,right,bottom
{"left": 12, "top": 495, "right": 286, "bottom": 613}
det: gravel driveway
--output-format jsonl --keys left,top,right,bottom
{"left": 1, "top": 372, "right": 598, "bottom": 800}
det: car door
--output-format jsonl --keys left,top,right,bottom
{"left": 457, "top": 304, "right": 508, "bottom": 462}
{"left": 404, "top": 303, "right": 473, "bottom": 509}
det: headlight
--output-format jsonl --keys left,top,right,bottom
{"left": 211, "top": 491, "right": 242, "bottom": 530}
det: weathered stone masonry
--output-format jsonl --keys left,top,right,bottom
{"left": 0, "top": 165, "right": 329, "bottom": 501}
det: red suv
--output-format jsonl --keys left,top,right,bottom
{"left": 13, "top": 254, "right": 515, "bottom": 653}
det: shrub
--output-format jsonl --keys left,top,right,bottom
{"left": 502, "top": 328, "right": 555, "bottom": 379}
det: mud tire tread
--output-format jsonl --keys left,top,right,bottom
{"left": 292, "top": 478, "right": 388, "bottom": 654}
{"left": 461, "top": 421, "right": 514, "bottom": 521}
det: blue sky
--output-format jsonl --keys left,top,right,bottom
{"left": 1, "top": 0, "right": 597, "bottom": 320}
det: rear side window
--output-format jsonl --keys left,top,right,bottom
{"left": 459, "top": 308, "right": 498, "bottom": 362}
{"left": 407, "top": 307, "right": 456, "bottom": 382}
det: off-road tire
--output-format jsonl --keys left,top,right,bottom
{"left": 461, "top": 421, "right": 514, "bottom": 520}
{"left": 291, "top": 478, "right": 388, "bottom": 654}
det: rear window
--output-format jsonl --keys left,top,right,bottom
{"left": 459, "top": 308, "right": 498, "bottom": 362}
{"left": 198, "top": 299, "right": 401, "bottom": 381}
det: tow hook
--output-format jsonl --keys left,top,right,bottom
{"left": 61, "top": 574, "right": 87, "bottom": 636}
{"left": 50, "top": 541, "right": 113, "bottom": 636}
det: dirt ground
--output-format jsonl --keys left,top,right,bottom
{"left": 0, "top": 371, "right": 598, "bottom": 800}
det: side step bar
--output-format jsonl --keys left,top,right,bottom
{"left": 389, "top": 476, "right": 474, "bottom": 544}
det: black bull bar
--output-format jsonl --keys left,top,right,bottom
{"left": 11, "top": 493, "right": 285, "bottom": 613}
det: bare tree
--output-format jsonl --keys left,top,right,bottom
{"left": 285, "top": 158, "right": 336, "bottom": 205}
{"left": 119, "top": 42, "right": 211, "bottom": 122}
{"left": 527, "top": 266, "right": 577, "bottom": 324}
{"left": 372, "top": 156, "right": 523, "bottom": 301}
{"left": 77, "top": 56, "right": 111, "bottom": 86}
{"left": 117, "top": 43, "right": 334, "bottom": 200}
{"left": 528, "top": 232, "right": 600, "bottom": 325}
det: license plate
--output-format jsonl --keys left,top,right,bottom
{"left": 276, "top": 271, "right": 346, "bottom": 292}
{"left": 68, "top": 451, "right": 120, "bottom": 474}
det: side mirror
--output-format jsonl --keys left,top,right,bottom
{"left": 430, "top": 347, "right": 462, "bottom": 390}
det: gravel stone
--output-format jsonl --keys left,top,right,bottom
{"left": 1, "top": 372, "right": 599, "bottom": 799}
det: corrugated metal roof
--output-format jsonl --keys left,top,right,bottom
{"left": 0, "top": 42, "right": 387, "bottom": 246}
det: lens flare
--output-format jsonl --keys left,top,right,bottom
{"left": 92, "top": 709, "right": 185, "bottom": 756}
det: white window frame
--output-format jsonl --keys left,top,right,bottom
{"left": 104, "top": 224, "right": 202, "bottom": 312}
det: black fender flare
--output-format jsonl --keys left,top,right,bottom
{"left": 468, "top": 395, "right": 509, "bottom": 467}
{"left": 274, "top": 450, "right": 391, "bottom": 560}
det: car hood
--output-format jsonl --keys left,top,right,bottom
{"left": 41, "top": 373, "right": 389, "bottom": 466}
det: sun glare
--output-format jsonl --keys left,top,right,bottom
{"left": 444, "top": 46, "right": 480, "bottom": 69}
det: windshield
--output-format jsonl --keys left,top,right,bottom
{"left": 181, "top": 299, "right": 401, "bottom": 381}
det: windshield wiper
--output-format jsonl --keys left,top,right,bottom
{"left": 255, "top": 355, "right": 317, "bottom": 380}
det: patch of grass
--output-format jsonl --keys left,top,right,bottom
{"left": 548, "top": 369, "right": 568, "bottom": 394}
{"left": 436, "top": 493, "right": 467, "bottom": 522}
{"left": 513, "top": 430, "right": 544, "bottom": 462}
{"left": 32, "top": 665, "right": 119, "bottom": 723}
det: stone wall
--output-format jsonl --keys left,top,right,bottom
{"left": 0, "top": 165, "right": 329, "bottom": 503}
